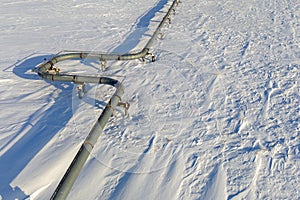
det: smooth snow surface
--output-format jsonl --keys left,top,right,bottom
{"left": 0, "top": 0, "right": 299, "bottom": 199}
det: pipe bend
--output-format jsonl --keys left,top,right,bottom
{"left": 35, "top": 0, "right": 181, "bottom": 75}
{"left": 36, "top": 1, "right": 180, "bottom": 199}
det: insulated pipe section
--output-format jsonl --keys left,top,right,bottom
{"left": 35, "top": 0, "right": 180, "bottom": 71}
{"left": 37, "top": 54, "right": 124, "bottom": 200}
{"left": 144, "top": 0, "right": 180, "bottom": 49}
{"left": 36, "top": 61, "right": 124, "bottom": 200}
{"left": 50, "top": 80, "right": 124, "bottom": 200}
{"left": 33, "top": 0, "right": 181, "bottom": 199}
{"left": 36, "top": 64, "right": 123, "bottom": 200}
{"left": 38, "top": 71, "right": 119, "bottom": 85}
{"left": 36, "top": 48, "right": 151, "bottom": 76}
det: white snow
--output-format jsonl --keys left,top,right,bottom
{"left": 0, "top": 0, "right": 299, "bottom": 199}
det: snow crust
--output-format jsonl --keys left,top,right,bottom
{"left": 0, "top": 0, "right": 299, "bottom": 199}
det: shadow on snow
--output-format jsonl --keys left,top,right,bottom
{"left": 0, "top": 54, "right": 73, "bottom": 199}
{"left": 112, "top": 0, "right": 168, "bottom": 53}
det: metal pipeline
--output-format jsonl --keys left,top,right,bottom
{"left": 36, "top": 0, "right": 180, "bottom": 74}
{"left": 144, "top": 0, "right": 180, "bottom": 49}
{"left": 48, "top": 75, "right": 124, "bottom": 200}
{"left": 36, "top": 63, "right": 123, "bottom": 200}
{"left": 34, "top": 0, "right": 181, "bottom": 199}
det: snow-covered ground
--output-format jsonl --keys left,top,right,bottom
{"left": 0, "top": 0, "right": 299, "bottom": 199}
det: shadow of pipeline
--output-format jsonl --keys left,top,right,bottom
{"left": 0, "top": 54, "right": 73, "bottom": 199}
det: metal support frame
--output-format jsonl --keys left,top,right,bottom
{"left": 34, "top": 0, "right": 181, "bottom": 199}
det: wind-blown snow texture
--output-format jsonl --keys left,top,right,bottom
{"left": 0, "top": 0, "right": 299, "bottom": 199}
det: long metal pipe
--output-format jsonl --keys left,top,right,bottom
{"left": 36, "top": 65, "right": 123, "bottom": 200}
{"left": 144, "top": 0, "right": 180, "bottom": 49}
{"left": 36, "top": 0, "right": 180, "bottom": 75}
{"left": 48, "top": 76, "right": 124, "bottom": 200}
{"left": 34, "top": 0, "right": 181, "bottom": 199}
